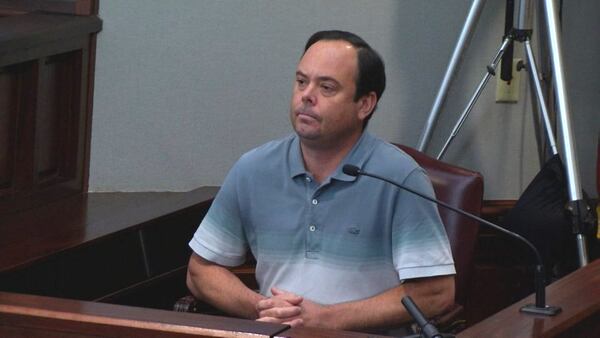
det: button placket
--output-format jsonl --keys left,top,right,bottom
{"left": 305, "top": 184, "right": 323, "bottom": 259}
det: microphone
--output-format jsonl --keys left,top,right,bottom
{"left": 342, "top": 164, "right": 561, "bottom": 316}
{"left": 401, "top": 296, "right": 445, "bottom": 338}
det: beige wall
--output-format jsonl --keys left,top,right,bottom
{"left": 90, "top": 0, "right": 599, "bottom": 199}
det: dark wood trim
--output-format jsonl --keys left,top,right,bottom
{"left": 81, "top": 30, "right": 97, "bottom": 192}
{"left": 0, "top": 187, "right": 219, "bottom": 273}
{"left": 280, "top": 326, "right": 392, "bottom": 338}
{"left": 0, "top": 0, "right": 97, "bottom": 16}
{"left": 0, "top": 292, "right": 288, "bottom": 338}
{"left": 0, "top": 290, "right": 392, "bottom": 337}
{"left": 481, "top": 199, "right": 516, "bottom": 219}
{"left": 0, "top": 11, "right": 101, "bottom": 214}
{"left": 464, "top": 199, "right": 526, "bottom": 327}
{"left": 0, "top": 8, "right": 27, "bottom": 16}
{"left": 0, "top": 187, "right": 220, "bottom": 316}
{"left": 0, "top": 13, "right": 102, "bottom": 67}
{"left": 458, "top": 258, "right": 600, "bottom": 338}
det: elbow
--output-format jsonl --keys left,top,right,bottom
{"left": 437, "top": 276, "right": 456, "bottom": 315}
{"left": 186, "top": 254, "right": 205, "bottom": 299}
{"left": 440, "top": 289, "right": 455, "bottom": 314}
{"left": 185, "top": 266, "right": 197, "bottom": 296}
{"left": 404, "top": 275, "right": 456, "bottom": 317}
{"left": 418, "top": 275, "right": 456, "bottom": 317}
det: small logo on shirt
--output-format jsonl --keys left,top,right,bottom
{"left": 347, "top": 226, "right": 360, "bottom": 235}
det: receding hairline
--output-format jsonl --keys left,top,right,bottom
{"left": 300, "top": 40, "right": 360, "bottom": 84}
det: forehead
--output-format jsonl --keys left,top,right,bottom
{"left": 297, "top": 40, "right": 358, "bottom": 81}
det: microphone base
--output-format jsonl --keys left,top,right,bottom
{"left": 520, "top": 304, "right": 562, "bottom": 316}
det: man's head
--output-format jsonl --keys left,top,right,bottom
{"left": 290, "top": 31, "right": 386, "bottom": 147}
{"left": 303, "top": 30, "right": 386, "bottom": 125}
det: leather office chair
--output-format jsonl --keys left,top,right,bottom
{"left": 394, "top": 144, "right": 483, "bottom": 331}
{"left": 177, "top": 144, "right": 484, "bottom": 332}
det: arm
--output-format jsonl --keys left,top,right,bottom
{"left": 186, "top": 253, "right": 266, "bottom": 319}
{"left": 257, "top": 275, "right": 454, "bottom": 331}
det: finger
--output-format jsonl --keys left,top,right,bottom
{"left": 271, "top": 287, "right": 284, "bottom": 296}
{"left": 271, "top": 287, "right": 297, "bottom": 297}
{"left": 259, "top": 306, "right": 301, "bottom": 319}
{"left": 256, "top": 298, "right": 274, "bottom": 311}
{"left": 257, "top": 297, "right": 299, "bottom": 311}
{"left": 271, "top": 287, "right": 303, "bottom": 305}
{"left": 256, "top": 316, "right": 283, "bottom": 324}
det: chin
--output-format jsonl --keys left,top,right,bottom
{"left": 295, "top": 128, "right": 320, "bottom": 141}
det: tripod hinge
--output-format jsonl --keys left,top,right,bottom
{"left": 509, "top": 28, "right": 533, "bottom": 42}
{"left": 566, "top": 199, "right": 598, "bottom": 236}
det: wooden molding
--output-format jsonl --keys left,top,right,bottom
{"left": 0, "top": 0, "right": 98, "bottom": 16}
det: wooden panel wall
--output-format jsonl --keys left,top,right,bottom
{"left": 36, "top": 51, "right": 84, "bottom": 188}
{"left": 0, "top": 8, "right": 101, "bottom": 214}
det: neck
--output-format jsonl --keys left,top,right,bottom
{"left": 300, "top": 131, "right": 363, "bottom": 183}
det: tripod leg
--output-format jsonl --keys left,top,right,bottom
{"left": 417, "top": 0, "right": 487, "bottom": 152}
{"left": 542, "top": 0, "right": 589, "bottom": 266}
{"left": 523, "top": 39, "right": 558, "bottom": 155}
{"left": 437, "top": 36, "right": 513, "bottom": 160}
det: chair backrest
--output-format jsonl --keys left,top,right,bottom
{"left": 395, "top": 144, "right": 484, "bottom": 307}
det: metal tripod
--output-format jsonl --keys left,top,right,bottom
{"left": 417, "top": 0, "right": 591, "bottom": 267}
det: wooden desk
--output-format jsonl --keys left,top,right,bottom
{"left": 0, "top": 187, "right": 218, "bottom": 273}
{"left": 0, "top": 291, "right": 287, "bottom": 338}
{"left": 0, "top": 292, "right": 391, "bottom": 337}
{"left": 458, "top": 258, "right": 600, "bottom": 337}
{"left": 0, "top": 187, "right": 219, "bottom": 308}
{"left": 0, "top": 187, "right": 393, "bottom": 337}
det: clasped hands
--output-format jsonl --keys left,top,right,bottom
{"left": 256, "top": 287, "right": 324, "bottom": 328}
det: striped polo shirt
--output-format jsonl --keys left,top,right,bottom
{"left": 189, "top": 131, "right": 455, "bottom": 304}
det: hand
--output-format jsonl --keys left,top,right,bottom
{"left": 256, "top": 287, "right": 326, "bottom": 328}
{"left": 256, "top": 287, "right": 304, "bottom": 326}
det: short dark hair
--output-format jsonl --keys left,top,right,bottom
{"left": 304, "top": 30, "right": 386, "bottom": 128}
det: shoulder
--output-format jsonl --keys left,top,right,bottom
{"left": 232, "top": 134, "right": 295, "bottom": 172}
{"left": 362, "top": 134, "right": 423, "bottom": 181}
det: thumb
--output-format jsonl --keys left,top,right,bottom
{"left": 271, "top": 287, "right": 285, "bottom": 296}
{"left": 271, "top": 287, "right": 303, "bottom": 304}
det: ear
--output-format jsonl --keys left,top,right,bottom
{"left": 357, "top": 92, "right": 378, "bottom": 121}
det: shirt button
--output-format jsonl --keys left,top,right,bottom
{"left": 305, "top": 177, "right": 312, "bottom": 182}
{"left": 309, "top": 225, "right": 316, "bottom": 232}
{"left": 312, "top": 199, "right": 318, "bottom": 205}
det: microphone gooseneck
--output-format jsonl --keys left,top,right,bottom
{"left": 342, "top": 164, "right": 561, "bottom": 316}
{"left": 401, "top": 296, "right": 444, "bottom": 338}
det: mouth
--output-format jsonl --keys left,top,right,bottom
{"left": 295, "top": 107, "right": 320, "bottom": 121}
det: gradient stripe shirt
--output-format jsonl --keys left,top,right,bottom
{"left": 189, "top": 132, "right": 455, "bottom": 304}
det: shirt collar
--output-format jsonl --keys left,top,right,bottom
{"left": 288, "top": 131, "right": 377, "bottom": 182}
{"left": 289, "top": 135, "right": 306, "bottom": 178}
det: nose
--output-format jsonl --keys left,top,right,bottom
{"left": 301, "top": 85, "right": 316, "bottom": 106}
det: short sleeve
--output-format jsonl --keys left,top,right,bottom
{"left": 392, "top": 168, "right": 455, "bottom": 280}
{"left": 189, "top": 163, "right": 248, "bottom": 267}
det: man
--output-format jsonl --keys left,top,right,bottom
{"left": 187, "top": 30, "right": 455, "bottom": 332}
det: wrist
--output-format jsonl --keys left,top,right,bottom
{"left": 319, "top": 304, "right": 341, "bottom": 330}
{"left": 249, "top": 292, "right": 268, "bottom": 319}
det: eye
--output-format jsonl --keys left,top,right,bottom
{"left": 296, "top": 78, "right": 307, "bottom": 88}
{"left": 320, "top": 83, "right": 336, "bottom": 95}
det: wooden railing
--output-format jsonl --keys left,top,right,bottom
{"left": 0, "top": 187, "right": 217, "bottom": 308}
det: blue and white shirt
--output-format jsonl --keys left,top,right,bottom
{"left": 189, "top": 132, "right": 455, "bottom": 304}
